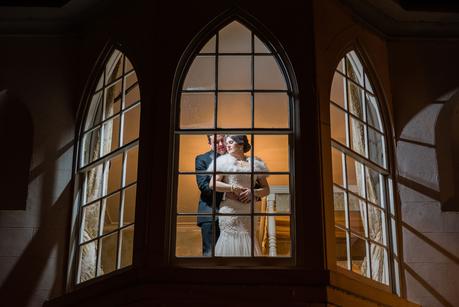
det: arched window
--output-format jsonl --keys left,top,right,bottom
{"left": 173, "top": 19, "right": 294, "bottom": 261}
{"left": 330, "top": 50, "right": 399, "bottom": 289}
{"left": 74, "top": 49, "right": 141, "bottom": 283}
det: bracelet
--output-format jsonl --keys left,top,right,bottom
{"left": 230, "top": 184, "right": 234, "bottom": 192}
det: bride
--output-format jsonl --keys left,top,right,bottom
{"left": 208, "top": 135, "right": 270, "bottom": 256}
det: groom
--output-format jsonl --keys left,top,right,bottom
{"left": 195, "top": 134, "right": 226, "bottom": 256}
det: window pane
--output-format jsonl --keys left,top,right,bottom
{"left": 180, "top": 93, "right": 215, "bottom": 129}
{"left": 254, "top": 56, "right": 287, "bottom": 90}
{"left": 346, "top": 156, "right": 365, "bottom": 198}
{"left": 199, "top": 35, "right": 215, "bottom": 53}
{"left": 177, "top": 174, "right": 204, "bottom": 214}
{"left": 368, "top": 127, "right": 386, "bottom": 168}
{"left": 254, "top": 93, "right": 289, "bottom": 128}
{"left": 123, "top": 184, "right": 136, "bottom": 225}
{"left": 176, "top": 215, "right": 209, "bottom": 257}
{"left": 254, "top": 36, "right": 270, "bottom": 53}
{"left": 101, "top": 115, "right": 120, "bottom": 156}
{"left": 178, "top": 135, "right": 213, "bottom": 172}
{"left": 120, "top": 225, "right": 134, "bottom": 268}
{"left": 124, "top": 72, "right": 140, "bottom": 109}
{"left": 370, "top": 244, "right": 389, "bottom": 285}
{"left": 220, "top": 173, "right": 253, "bottom": 213}
{"left": 81, "top": 127, "right": 101, "bottom": 166}
{"left": 368, "top": 204, "right": 386, "bottom": 245}
{"left": 365, "top": 73, "right": 374, "bottom": 94}
{"left": 102, "top": 193, "right": 120, "bottom": 234}
{"left": 255, "top": 175, "right": 290, "bottom": 214}
{"left": 330, "top": 72, "right": 346, "bottom": 109}
{"left": 99, "top": 232, "right": 118, "bottom": 276}
{"left": 183, "top": 56, "right": 215, "bottom": 90}
{"left": 219, "top": 21, "right": 251, "bottom": 53}
{"left": 348, "top": 81, "right": 365, "bottom": 120}
{"left": 366, "top": 94, "right": 382, "bottom": 131}
{"left": 391, "top": 217, "right": 398, "bottom": 256}
{"left": 331, "top": 147, "right": 345, "bottom": 187}
{"left": 85, "top": 91, "right": 103, "bottom": 130}
{"left": 336, "top": 58, "right": 345, "bottom": 74}
{"left": 335, "top": 226, "right": 349, "bottom": 269}
{"left": 105, "top": 154, "right": 123, "bottom": 196}
{"left": 350, "top": 234, "right": 369, "bottom": 277}
{"left": 125, "top": 146, "right": 138, "bottom": 186}
{"left": 84, "top": 164, "right": 103, "bottom": 203}
{"left": 81, "top": 202, "right": 100, "bottom": 243}
{"left": 348, "top": 193, "right": 366, "bottom": 236}
{"left": 253, "top": 135, "right": 289, "bottom": 172}
{"left": 217, "top": 93, "right": 251, "bottom": 128}
{"left": 349, "top": 117, "right": 367, "bottom": 157}
{"left": 79, "top": 241, "right": 98, "bottom": 283}
{"left": 333, "top": 186, "right": 347, "bottom": 228}
{"left": 218, "top": 56, "right": 251, "bottom": 90}
{"left": 330, "top": 104, "right": 347, "bottom": 146}
{"left": 346, "top": 51, "right": 364, "bottom": 86}
{"left": 105, "top": 80, "right": 122, "bottom": 118}
{"left": 122, "top": 105, "right": 140, "bottom": 145}
{"left": 256, "top": 215, "right": 290, "bottom": 257}
{"left": 124, "top": 56, "right": 133, "bottom": 73}
{"left": 106, "top": 51, "right": 123, "bottom": 84}
{"left": 366, "top": 167, "right": 384, "bottom": 207}
{"left": 215, "top": 215, "right": 253, "bottom": 257}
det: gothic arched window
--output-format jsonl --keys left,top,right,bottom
{"left": 173, "top": 20, "right": 294, "bottom": 261}
{"left": 330, "top": 50, "right": 399, "bottom": 290}
{"left": 74, "top": 49, "right": 141, "bottom": 283}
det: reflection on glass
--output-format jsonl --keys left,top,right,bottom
{"left": 368, "top": 204, "right": 385, "bottom": 244}
{"left": 350, "top": 234, "right": 369, "bottom": 277}
{"left": 85, "top": 164, "right": 103, "bottom": 203}
{"left": 81, "top": 202, "right": 100, "bottom": 243}
{"left": 335, "top": 226, "right": 349, "bottom": 269}
{"left": 348, "top": 81, "right": 364, "bottom": 119}
{"left": 219, "top": 21, "right": 251, "bottom": 53}
{"left": 120, "top": 225, "right": 134, "bottom": 268}
{"left": 123, "top": 184, "right": 136, "bottom": 225}
{"left": 371, "top": 244, "right": 388, "bottom": 284}
{"left": 180, "top": 93, "right": 214, "bottom": 129}
{"left": 102, "top": 116, "right": 120, "bottom": 156}
{"left": 199, "top": 35, "right": 215, "bottom": 53}
{"left": 85, "top": 92, "right": 103, "bottom": 130}
{"left": 102, "top": 193, "right": 120, "bottom": 234}
{"left": 332, "top": 147, "right": 345, "bottom": 187}
{"left": 176, "top": 215, "right": 206, "bottom": 257}
{"left": 79, "top": 241, "right": 97, "bottom": 282}
{"left": 256, "top": 215, "right": 290, "bottom": 257}
{"left": 346, "top": 51, "right": 364, "bottom": 86}
{"left": 336, "top": 58, "right": 345, "bottom": 74}
{"left": 331, "top": 72, "right": 346, "bottom": 109}
{"left": 125, "top": 56, "right": 133, "bottom": 73}
{"left": 366, "top": 94, "right": 382, "bottom": 131}
{"left": 81, "top": 128, "right": 101, "bottom": 166}
{"left": 348, "top": 193, "right": 366, "bottom": 236}
{"left": 254, "top": 56, "right": 286, "bottom": 90}
{"left": 350, "top": 117, "right": 366, "bottom": 157}
{"left": 178, "top": 135, "right": 211, "bottom": 172}
{"left": 254, "top": 36, "right": 270, "bottom": 53}
{"left": 99, "top": 232, "right": 118, "bottom": 275}
{"left": 177, "top": 175, "right": 201, "bottom": 214}
{"left": 346, "top": 156, "right": 365, "bottom": 198}
{"left": 333, "top": 186, "right": 346, "bottom": 228}
{"left": 106, "top": 51, "right": 123, "bottom": 84}
{"left": 254, "top": 93, "right": 289, "bottom": 128}
{"left": 366, "top": 167, "right": 383, "bottom": 206}
{"left": 218, "top": 56, "right": 251, "bottom": 89}
{"left": 391, "top": 217, "right": 398, "bottom": 256}
{"left": 253, "top": 135, "right": 289, "bottom": 172}
{"left": 125, "top": 146, "right": 138, "bottom": 186}
{"left": 105, "top": 80, "right": 122, "bottom": 117}
{"left": 125, "top": 73, "right": 140, "bottom": 109}
{"left": 217, "top": 93, "right": 251, "bottom": 128}
{"left": 183, "top": 56, "right": 215, "bottom": 90}
{"left": 106, "top": 154, "right": 122, "bottom": 195}
{"left": 365, "top": 73, "right": 374, "bottom": 94}
{"left": 330, "top": 104, "right": 347, "bottom": 146}
{"left": 368, "top": 127, "right": 385, "bottom": 168}
{"left": 122, "top": 105, "right": 140, "bottom": 145}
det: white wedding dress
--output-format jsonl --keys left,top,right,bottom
{"left": 207, "top": 154, "right": 269, "bottom": 256}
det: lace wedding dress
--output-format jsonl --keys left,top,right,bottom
{"left": 207, "top": 154, "right": 269, "bottom": 256}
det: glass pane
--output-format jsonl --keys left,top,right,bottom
{"left": 256, "top": 215, "right": 290, "bottom": 257}
{"left": 99, "top": 232, "right": 118, "bottom": 276}
{"left": 335, "top": 226, "right": 349, "bottom": 269}
{"left": 123, "top": 184, "right": 136, "bottom": 226}
{"left": 388, "top": 177, "right": 395, "bottom": 215}
{"left": 219, "top": 21, "right": 251, "bottom": 53}
{"left": 177, "top": 174, "right": 205, "bottom": 214}
{"left": 391, "top": 217, "right": 398, "bottom": 256}
{"left": 217, "top": 93, "right": 251, "bottom": 128}
{"left": 106, "top": 51, "right": 123, "bottom": 84}
{"left": 348, "top": 81, "right": 365, "bottom": 119}
{"left": 219, "top": 174, "right": 252, "bottom": 213}
{"left": 330, "top": 72, "right": 346, "bottom": 109}
{"left": 124, "top": 72, "right": 140, "bottom": 109}
{"left": 253, "top": 135, "right": 289, "bottom": 172}
{"left": 81, "top": 202, "right": 100, "bottom": 243}
{"left": 200, "top": 35, "right": 215, "bottom": 53}
{"left": 218, "top": 55, "right": 251, "bottom": 90}
{"left": 346, "top": 156, "right": 365, "bottom": 198}
{"left": 254, "top": 93, "right": 289, "bottom": 128}
{"left": 85, "top": 91, "right": 103, "bottom": 130}
{"left": 178, "top": 135, "right": 214, "bottom": 172}
{"left": 330, "top": 104, "right": 347, "bottom": 146}
{"left": 215, "top": 215, "right": 252, "bottom": 257}
{"left": 346, "top": 51, "right": 364, "bottom": 86}
{"left": 365, "top": 73, "right": 374, "bottom": 94}
{"left": 105, "top": 80, "right": 122, "bottom": 118}
{"left": 120, "top": 225, "right": 134, "bottom": 268}
{"left": 370, "top": 244, "right": 389, "bottom": 285}
{"left": 180, "top": 93, "right": 214, "bottom": 129}
{"left": 348, "top": 193, "right": 366, "bottom": 236}
{"left": 366, "top": 167, "right": 384, "bottom": 207}
{"left": 368, "top": 204, "right": 386, "bottom": 245}
{"left": 105, "top": 154, "right": 123, "bottom": 196}
{"left": 255, "top": 175, "right": 290, "bottom": 213}
{"left": 122, "top": 105, "right": 140, "bottom": 145}
{"left": 254, "top": 36, "right": 270, "bottom": 53}
{"left": 125, "top": 145, "right": 138, "bottom": 186}
{"left": 95, "top": 75, "right": 103, "bottom": 92}
{"left": 81, "top": 127, "right": 101, "bottom": 166}
{"left": 102, "top": 193, "right": 120, "bottom": 234}
{"left": 101, "top": 115, "right": 120, "bottom": 156}
{"left": 366, "top": 94, "right": 382, "bottom": 131}
{"left": 333, "top": 186, "right": 347, "bottom": 228}
{"left": 254, "top": 56, "right": 287, "bottom": 90}
{"left": 183, "top": 56, "right": 215, "bottom": 90}
{"left": 176, "top": 215, "right": 209, "bottom": 257}
{"left": 124, "top": 56, "right": 133, "bottom": 73}
{"left": 394, "top": 259, "right": 401, "bottom": 294}
{"left": 336, "top": 58, "right": 345, "bottom": 74}
{"left": 79, "top": 240, "right": 98, "bottom": 283}
{"left": 349, "top": 117, "right": 367, "bottom": 157}
{"left": 84, "top": 164, "right": 103, "bottom": 203}
{"left": 350, "top": 234, "right": 369, "bottom": 277}
{"left": 368, "top": 127, "right": 386, "bottom": 168}
{"left": 331, "top": 147, "right": 345, "bottom": 187}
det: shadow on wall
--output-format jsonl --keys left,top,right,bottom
{"left": 397, "top": 89, "right": 459, "bottom": 307}
{"left": 0, "top": 89, "right": 33, "bottom": 210}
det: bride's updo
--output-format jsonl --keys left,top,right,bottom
{"left": 226, "top": 135, "right": 251, "bottom": 153}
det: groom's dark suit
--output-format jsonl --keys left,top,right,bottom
{"left": 195, "top": 150, "right": 223, "bottom": 256}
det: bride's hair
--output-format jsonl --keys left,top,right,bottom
{"left": 226, "top": 135, "right": 251, "bottom": 153}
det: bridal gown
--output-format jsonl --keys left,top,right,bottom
{"left": 207, "top": 154, "right": 269, "bottom": 256}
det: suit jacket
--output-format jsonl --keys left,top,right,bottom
{"left": 195, "top": 151, "right": 223, "bottom": 226}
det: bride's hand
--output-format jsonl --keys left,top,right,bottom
{"left": 231, "top": 185, "right": 244, "bottom": 195}
{"left": 238, "top": 188, "right": 252, "bottom": 203}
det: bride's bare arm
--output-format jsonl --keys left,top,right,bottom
{"left": 208, "top": 175, "right": 243, "bottom": 193}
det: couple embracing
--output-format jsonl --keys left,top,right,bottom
{"left": 195, "top": 134, "right": 270, "bottom": 257}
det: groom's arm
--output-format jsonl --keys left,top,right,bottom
{"left": 195, "top": 156, "right": 212, "bottom": 199}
